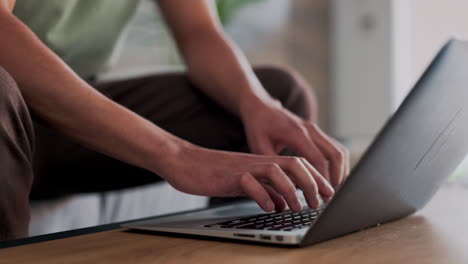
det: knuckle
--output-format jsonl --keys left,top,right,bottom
{"left": 280, "top": 182, "right": 296, "bottom": 196}
{"left": 291, "top": 122, "right": 307, "bottom": 136}
{"left": 239, "top": 173, "right": 251, "bottom": 185}
{"left": 310, "top": 153, "right": 327, "bottom": 166}
{"left": 288, "top": 156, "right": 303, "bottom": 167}
{"left": 330, "top": 149, "right": 344, "bottom": 161}
{"left": 316, "top": 159, "right": 329, "bottom": 171}
{"left": 302, "top": 173, "right": 318, "bottom": 189}
{"left": 305, "top": 185, "right": 318, "bottom": 196}
{"left": 331, "top": 140, "right": 349, "bottom": 156}
{"left": 265, "top": 163, "right": 282, "bottom": 174}
{"left": 286, "top": 184, "right": 297, "bottom": 194}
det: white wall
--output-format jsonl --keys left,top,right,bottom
{"left": 410, "top": 0, "right": 468, "bottom": 85}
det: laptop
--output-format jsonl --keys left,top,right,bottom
{"left": 124, "top": 39, "right": 468, "bottom": 247}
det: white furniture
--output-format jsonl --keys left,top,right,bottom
{"left": 30, "top": 182, "right": 208, "bottom": 237}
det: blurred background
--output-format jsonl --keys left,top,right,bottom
{"left": 27, "top": 0, "right": 468, "bottom": 237}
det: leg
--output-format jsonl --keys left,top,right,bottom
{"left": 31, "top": 73, "right": 245, "bottom": 198}
{"left": 31, "top": 65, "right": 316, "bottom": 198}
{"left": 0, "top": 67, "right": 35, "bottom": 240}
{"left": 254, "top": 65, "right": 318, "bottom": 122}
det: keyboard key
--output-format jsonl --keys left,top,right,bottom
{"left": 268, "top": 225, "right": 287, "bottom": 231}
{"left": 235, "top": 224, "right": 257, "bottom": 229}
{"left": 206, "top": 207, "right": 323, "bottom": 231}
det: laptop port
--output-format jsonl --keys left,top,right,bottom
{"left": 275, "top": 235, "right": 284, "bottom": 242}
{"left": 233, "top": 233, "right": 255, "bottom": 238}
{"left": 259, "top": 235, "right": 271, "bottom": 240}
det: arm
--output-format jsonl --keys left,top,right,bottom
{"left": 0, "top": 5, "right": 181, "bottom": 177}
{"left": 1, "top": 0, "right": 13, "bottom": 11}
{"left": 158, "top": 0, "right": 350, "bottom": 186}
{"left": 158, "top": 0, "right": 270, "bottom": 117}
{"left": 0, "top": 3, "right": 333, "bottom": 212}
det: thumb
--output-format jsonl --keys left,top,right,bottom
{"left": 251, "top": 136, "right": 277, "bottom": 156}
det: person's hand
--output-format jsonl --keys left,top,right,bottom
{"left": 160, "top": 142, "right": 335, "bottom": 212}
{"left": 240, "top": 98, "right": 350, "bottom": 188}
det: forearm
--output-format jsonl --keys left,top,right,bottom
{"left": 0, "top": 12, "right": 182, "bottom": 175}
{"left": 181, "top": 29, "right": 277, "bottom": 116}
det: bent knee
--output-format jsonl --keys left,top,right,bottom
{"left": 253, "top": 65, "right": 318, "bottom": 121}
{"left": 0, "top": 66, "right": 21, "bottom": 106}
{"left": 0, "top": 65, "right": 35, "bottom": 167}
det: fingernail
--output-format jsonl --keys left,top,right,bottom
{"left": 314, "top": 195, "right": 321, "bottom": 208}
{"left": 294, "top": 200, "right": 303, "bottom": 212}
{"left": 266, "top": 200, "right": 275, "bottom": 212}
{"left": 325, "top": 180, "right": 334, "bottom": 190}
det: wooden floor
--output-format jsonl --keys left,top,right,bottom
{"left": 0, "top": 184, "right": 467, "bottom": 264}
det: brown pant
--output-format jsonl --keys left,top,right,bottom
{"left": 0, "top": 65, "right": 316, "bottom": 240}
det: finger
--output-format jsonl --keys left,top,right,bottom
{"left": 276, "top": 157, "right": 321, "bottom": 209}
{"left": 307, "top": 124, "right": 346, "bottom": 187}
{"left": 253, "top": 163, "right": 302, "bottom": 212}
{"left": 343, "top": 147, "right": 351, "bottom": 177}
{"left": 324, "top": 135, "right": 349, "bottom": 185}
{"left": 263, "top": 184, "right": 287, "bottom": 212}
{"left": 340, "top": 145, "right": 351, "bottom": 179}
{"left": 299, "top": 158, "right": 334, "bottom": 198}
{"left": 279, "top": 126, "right": 330, "bottom": 182}
{"left": 239, "top": 173, "right": 274, "bottom": 212}
{"left": 345, "top": 149, "right": 350, "bottom": 177}
{"left": 328, "top": 136, "right": 351, "bottom": 178}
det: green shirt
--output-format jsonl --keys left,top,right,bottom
{"left": 13, "top": 0, "right": 139, "bottom": 79}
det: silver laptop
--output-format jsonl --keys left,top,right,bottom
{"left": 124, "top": 39, "right": 468, "bottom": 247}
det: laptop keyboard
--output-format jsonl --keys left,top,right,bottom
{"left": 204, "top": 206, "right": 324, "bottom": 232}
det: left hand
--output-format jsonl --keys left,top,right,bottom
{"left": 240, "top": 98, "right": 350, "bottom": 188}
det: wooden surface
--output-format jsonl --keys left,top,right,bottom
{"left": 1, "top": 184, "right": 467, "bottom": 264}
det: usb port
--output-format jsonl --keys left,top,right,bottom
{"left": 260, "top": 235, "right": 271, "bottom": 240}
{"left": 275, "top": 235, "right": 284, "bottom": 242}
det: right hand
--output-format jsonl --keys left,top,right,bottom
{"left": 160, "top": 142, "right": 335, "bottom": 212}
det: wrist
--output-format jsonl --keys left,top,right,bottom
{"left": 144, "top": 132, "right": 192, "bottom": 178}
{"left": 239, "top": 92, "right": 282, "bottom": 122}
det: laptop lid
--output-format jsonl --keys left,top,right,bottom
{"left": 301, "top": 39, "right": 468, "bottom": 246}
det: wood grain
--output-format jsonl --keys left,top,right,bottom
{"left": 1, "top": 184, "right": 467, "bottom": 264}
